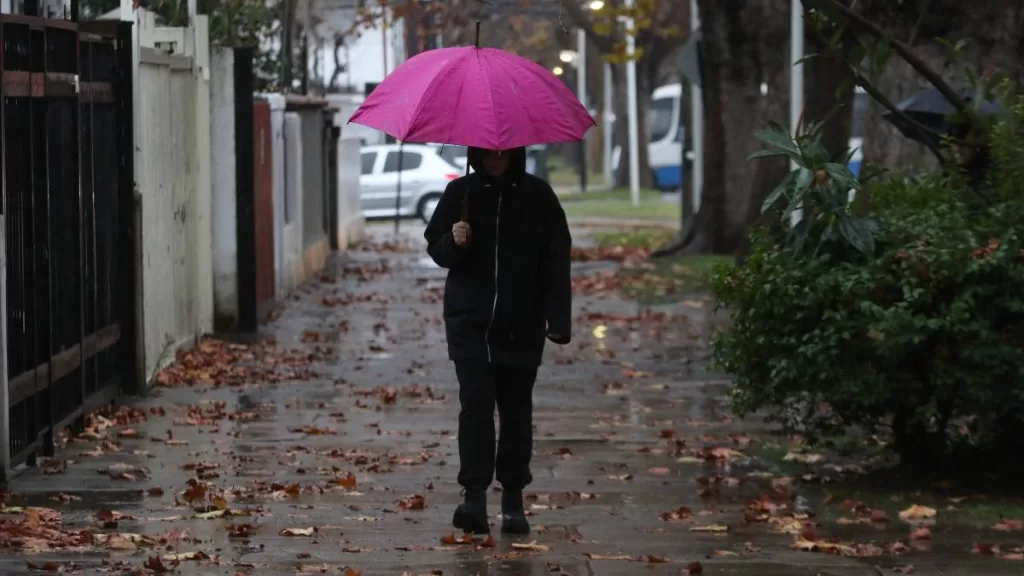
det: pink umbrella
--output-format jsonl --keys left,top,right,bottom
{"left": 348, "top": 46, "right": 595, "bottom": 149}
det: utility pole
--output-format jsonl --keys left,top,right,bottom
{"left": 576, "top": 28, "right": 588, "bottom": 193}
{"left": 689, "top": 0, "right": 702, "bottom": 213}
{"left": 282, "top": 0, "right": 294, "bottom": 90}
{"left": 624, "top": 0, "right": 641, "bottom": 206}
{"left": 789, "top": 0, "right": 804, "bottom": 224}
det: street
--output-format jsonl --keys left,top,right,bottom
{"left": 0, "top": 225, "right": 1012, "bottom": 576}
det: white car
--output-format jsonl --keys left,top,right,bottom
{"left": 428, "top": 143, "right": 470, "bottom": 171}
{"left": 359, "top": 144, "right": 464, "bottom": 223}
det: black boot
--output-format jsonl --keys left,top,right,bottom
{"left": 501, "top": 490, "right": 530, "bottom": 535}
{"left": 452, "top": 487, "right": 490, "bottom": 535}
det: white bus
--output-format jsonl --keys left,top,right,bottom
{"left": 612, "top": 83, "right": 684, "bottom": 191}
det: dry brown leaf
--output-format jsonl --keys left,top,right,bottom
{"left": 510, "top": 541, "right": 550, "bottom": 552}
{"left": 689, "top": 524, "right": 729, "bottom": 533}
{"left": 910, "top": 526, "right": 932, "bottom": 540}
{"left": 25, "top": 561, "right": 63, "bottom": 573}
{"left": 993, "top": 518, "right": 1024, "bottom": 531}
{"left": 898, "top": 505, "right": 937, "bottom": 522}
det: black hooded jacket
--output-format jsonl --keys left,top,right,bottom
{"left": 424, "top": 147, "right": 572, "bottom": 366}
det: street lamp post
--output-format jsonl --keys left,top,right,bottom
{"left": 624, "top": 0, "right": 641, "bottom": 206}
{"left": 789, "top": 0, "right": 804, "bottom": 224}
{"left": 689, "top": 0, "right": 702, "bottom": 213}
{"left": 576, "top": 28, "right": 588, "bottom": 193}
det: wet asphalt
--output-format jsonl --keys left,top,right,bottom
{"left": 0, "top": 223, "right": 1019, "bottom": 575}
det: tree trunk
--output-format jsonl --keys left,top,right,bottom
{"left": 805, "top": 30, "right": 854, "bottom": 157}
{"left": 281, "top": 0, "right": 298, "bottom": 90}
{"left": 664, "top": 0, "right": 789, "bottom": 256}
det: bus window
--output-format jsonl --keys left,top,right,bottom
{"left": 650, "top": 97, "right": 675, "bottom": 143}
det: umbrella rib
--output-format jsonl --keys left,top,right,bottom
{"left": 504, "top": 51, "right": 544, "bottom": 148}
{"left": 479, "top": 50, "right": 501, "bottom": 148}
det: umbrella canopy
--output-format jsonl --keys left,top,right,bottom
{"left": 348, "top": 46, "right": 595, "bottom": 150}
{"left": 882, "top": 87, "right": 1004, "bottom": 145}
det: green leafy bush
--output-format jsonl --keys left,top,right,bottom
{"left": 712, "top": 99, "right": 1024, "bottom": 471}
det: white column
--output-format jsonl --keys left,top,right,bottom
{"left": 789, "top": 0, "right": 805, "bottom": 224}
{"left": 689, "top": 0, "right": 703, "bottom": 212}
{"left": 603, "top": 62, "right": 613, "bottom": 186}
{"left": 624, "top": 0, "right": 641, "bottom": 206}
{"left": 193, "top": 15, "right": 214, "bottom": 334}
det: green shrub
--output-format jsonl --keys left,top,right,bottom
{"left": 712, "top": 99, "right": 1024, "bottom": 471}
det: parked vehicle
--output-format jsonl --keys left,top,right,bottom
{"left": 360, "top": 144, "right": 462, "bottom": 223}
{"left": 428, "top": 143, "right": 469, "bottom": 171}
{"left": 612, "top": 83, "right": 869, "bottom": 190}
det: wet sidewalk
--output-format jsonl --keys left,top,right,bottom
{"left": 0, "top": 229, "right": 1016, "bottom": 575}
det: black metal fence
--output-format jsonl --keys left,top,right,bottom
{"left": 3, "top": 15, "right": 135, "bottom": 470}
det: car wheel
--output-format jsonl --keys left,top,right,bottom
{"left": 418, "top": 193, "right": 442, "bottom": 224}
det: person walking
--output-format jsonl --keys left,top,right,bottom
{"left": 424, "top": 146, "right": 572, "bottom": 536}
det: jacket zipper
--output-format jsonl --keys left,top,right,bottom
{"left": 485, "top": 187, "right": 503, "bottom": 362}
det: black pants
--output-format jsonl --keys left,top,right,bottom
{"left": 455, "top": 361, "right": 538, "bottom": 491}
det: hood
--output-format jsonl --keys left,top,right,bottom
{"left": 467, "top": 146, "right": 527, "bottom": 179}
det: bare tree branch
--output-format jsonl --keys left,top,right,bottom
{"left": 813, "top": 0, "right": 971, "bottom": 115}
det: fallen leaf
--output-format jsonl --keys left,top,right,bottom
{"left": 891, "top": 566, "right": 915, "bottom": 574}
{"left": 440, "top": 533, "right": 474, "bottom": 545}
{"left": 783, "top": 452, "right": 826, "bottom": 464}
{"left": 510, "top": 541, "right": 551, "bottom": 552}
{"left": 659, "top": 506, "right": 692, "bottom": 521}
{"left": 711, "top": 550, "right": 740, "bottom": 559}
{"left": 682, "top": 562, "right": 704, "bottom": 574}
{"left": 478, "top": 535, "right": 496, "bottom": 548}
{"left": 333, "top": 473, "right": 358, "bottom": 488}
{"left": 910, "top": 526, "right": 932, "bottom": 540}
{"left": 993, "top": 518, "right": 1024, "bottom": 531}
{"left": 397, "top": 494, "right": 425, "bottom": 511}
{"left": 163, "top": 551, "right": 210, "bottom": 561}
{"left": 648, "top": 466, "right": 671, "bottom": 476}
{"left": 973, "top": 542, "right": 1000, "bottom": 555}
{"left": 646, "top": 554, "right": 670, "bottom": 563}
{"left": 25, "top": 561, "right": 63, "bottom": 573}
{"left": 144, "top": 556, "right": 172, "bottom": 573}
{"left": 689, "top": 524, "right": 729, "bottom": 533}
{"left": 280, "top": 527, "right": 317, "bottom": 537}
{"left": 898, "top": 505, "right": 937, "bottom": 522}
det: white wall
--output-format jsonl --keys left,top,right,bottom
{"left": 315, "top": 7, "right": 406, "bottom": 92}
{"left": 262, "top": 94, "right": 288, "bottom": 300}
{"left": 134, "top": 14, "right": 214, "bottom": 380}
{"left": 210, "top": 48, "right": 237, "bottom": 324}
{"left": 336, "top": 137, "right": 365, "bottom": 249}
{"left": 281, "top": 113, "right": 305, "bottom": 296}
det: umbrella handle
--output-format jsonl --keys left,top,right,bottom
{"left": 460, "top": 157, "right": 471, "bottom": 222}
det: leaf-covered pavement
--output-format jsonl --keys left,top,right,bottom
{"left": 0, "top": 226, "right": 1020, "bottom": 575}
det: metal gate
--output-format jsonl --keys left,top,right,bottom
{"left": 2, "top": 15, "right": 135, "bottom": 469}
